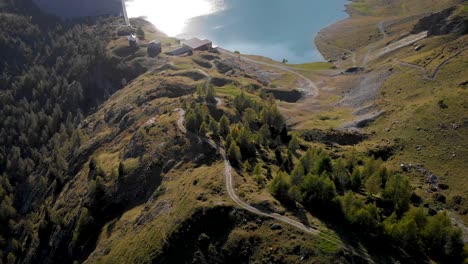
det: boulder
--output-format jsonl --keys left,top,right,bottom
{"left": 433, "top": 193, "right": 447, "bottom": 203}
{"left": 270, "top": 223, "right": 282, "bottom": 230}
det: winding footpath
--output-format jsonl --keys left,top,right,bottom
{"left": 219, "top": 49, "right": 319, "bottom": 98}
{"left": 196, "top": 68, "right": 212, "bottom": 90}
{"left": 176, "top": 108, "right": 374, "bottom": 262}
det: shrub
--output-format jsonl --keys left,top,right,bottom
{"left": 136, "top": 27, "right": 145, "bottom": 40}
{"left": 339, "top": 192, "right": 380, "bottom": 230}
{"left": 300, "top": 173, "right": 336, "bottom": 207}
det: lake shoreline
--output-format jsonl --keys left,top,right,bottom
{"left": 314, "top": 0, "right": 353, "bottom": 64}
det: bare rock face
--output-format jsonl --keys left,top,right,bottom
{"left": 216, "top": 59, "right": 241, "bottom": 74}
{"left": 32, "top": 0, "right": 122, "bottom": 18}
{"left": 412, "top": 6, "right": 468, "bottom": 36}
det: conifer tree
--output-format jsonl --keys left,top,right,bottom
{"left": 332, "top": 158, "right": 349, "bottom": 191}
{"left": 288, "top": 134, "right": 300, "bottom": 153}
{"left": 350, "top": 169, "right": 362, "bottom": 191}
{"left": 258, "top": 124, "right": 271, "bottom": 146}
{"left": 219, "top": 115, "right": 230, "bottom": 137}
{"left": 365, "top": 173, "right": 382, "bottom": 196}
{"left": 243, "top": 160, "right": 251, "bottom": 173}
{"left": 208, "top": 119, "right": 219, "bottom": 136}
{"left": 196, "top": 83, "right": 205, "bottom": 98}
{"left": 206, "top": 85, "right": 216, "bottom": 103}
{"left": 253, "top": 163, "right": 262, "bottom": 176}
{"left": 228, "top": 142, "right": 242, "bottom": 164}
{"left": 118, "top": 162, "right": 125, "bottom": 179}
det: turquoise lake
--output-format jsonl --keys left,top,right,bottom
{"left": 126, "top": 0, "right": 348, "bottom": 63}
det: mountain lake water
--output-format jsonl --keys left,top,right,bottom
{"left": 126, "top": 0, "right": 348, "bottom": 63}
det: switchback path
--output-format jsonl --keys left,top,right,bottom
{"left": 196, "top": 68, "right": 223, "bottom": 107}
{"left": 399, "top": 45, "right": 468, "bottom": 80}
{"left": 176, "top": 108, "right": 374, "bottom": 262}
{"left": 219, "top": 49, "right": 319, "bottom": 98}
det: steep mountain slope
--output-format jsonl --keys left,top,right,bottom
{"left": 316, "top": 0, "right": 468, "bottom": 234}
{"left": 0, "top": 0, "right": 467, "bottom": 263}
{"left": 32, "top": 0, "right": 122, "bottom": 18}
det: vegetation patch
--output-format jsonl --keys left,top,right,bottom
{"left": 351, "top": 2, "right": 372, "bottom": 15}
{"left": 268, "top": 148, "right": 465, "bottom": 262}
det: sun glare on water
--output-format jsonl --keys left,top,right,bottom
{"left": 125, "top": 0, "right": 220, "bottom": 37}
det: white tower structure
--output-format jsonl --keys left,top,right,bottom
{"left": 121, "top": 0, "right": 130, "bottom": 25}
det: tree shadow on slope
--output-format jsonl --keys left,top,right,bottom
{"left": 152, "top": 206, "right": 257, "bottom": 264}
{"left": 303, "top": 203, "right": 429, "bottom": 264}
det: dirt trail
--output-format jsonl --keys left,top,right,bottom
{"left": 378, "top": 21, "right": 388, "bottom": 38}
{"left": 320, "top": 20, "right": 386, "bottom": 69}
{"left": 398, "top": 45, "right": 468, "bottom": 80}
{"left": 448, "top": 211, "right": 468, "bottom": 242}
{"left": 176, "top": 108, "right": 374, "bottom": 262}
{"left": 333, "top": 45, "right": 357, "bottom": 67}
{"left": 219, "top": 49, "right": 319, "bottom": 98}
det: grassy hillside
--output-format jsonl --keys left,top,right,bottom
{"left": 314, "top": 0, "right": 468, "bottom": 233}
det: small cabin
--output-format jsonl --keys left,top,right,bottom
{"left": 148, "top": 40, "right": 162, "bottom": 57}
{"left": 182, "top": 38, "right": 212, "bottom": 51}
{"left": 128, "top": 34, "right": 137, "bottom": 47}
{"left": 167, "top": 46, "right": 192, "bottom": 56}
{"left": 167, "top": 38, "right": 213, "bottom": 56}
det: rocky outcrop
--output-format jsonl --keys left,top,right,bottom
{"left": 412, "top": 6, "right": 468, "bottom": 36}
{"left": 170, "top": 71, "right": 206, "bottom": 81}
{"left": 193, "top": 58, "right": 212, "bottom": 69}
{"left": 137, "top": 80, "right": 196, "bottom": 106}
{"left": 216, "top": 59, "right": 241, "bottom": 74}
{"left": 302, "top": 129, "right": 368, "bottom": 146}
{"left": 211, "top": 77, "right": 235, "bottom": 87}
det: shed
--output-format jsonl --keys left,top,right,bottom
{"left": 167, "top": 46, "right": 192, "bottom": 56}
{"left": 148, "top": 40, "right": 162, "bottom": 57}
{"left": 182, "top": 38, "right": 212, "bottom": 51}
